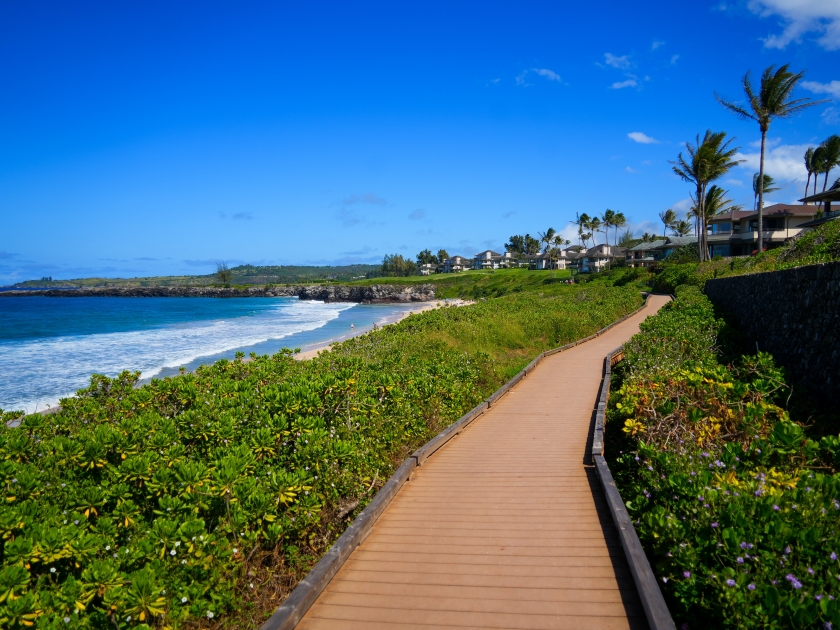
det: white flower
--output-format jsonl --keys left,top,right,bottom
{"left": 50, "top": 567, "right": 56, "bottom": 573}
{"left": 181, "top": 559, "right": 186, "bottom": 564}
{"left": 233, "top": 548, "right": 238, "bottom": 554}
{"left": 207, "top": 611, "right": 215, "bottom": 619}
{"left": 175, "top": 541, "right": 180, "bottom": 547}
{"left": 249, "top": 583, "right": 254, "bottom": 588}
{"left": 170, "top": 550, "right": 176, "bottom": 556}
{"left": 126, "top": 616, "right": 132, "bottom": 622}
{"left": 182, "top": 597, "right": 188, "bottom": 603}
{"left": 105, "top": 545, "right": 110, "bottom": 551}
{"left": 64, "top": 618, "right": 70, "bottom": 623}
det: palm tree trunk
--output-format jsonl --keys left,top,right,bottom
{"left": 757, "top": 130, "right": 766, "bottom": 253}
{"left": 824, "top": 170, "right": 830, "bottom": 193}
{"left": 805, "top": 173, "right": 811, "bottom": 203}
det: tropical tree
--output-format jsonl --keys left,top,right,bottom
{"left": 818, "top": 135, "right": 840, "bottom": 193}
{"left": 641, "top": 232, "right": 655, "bottom": 243}
{"left": 804, "top": 147, "right": 816, "bottom": 202}
{"left": 504, "top": 236, "right": 526, "bottom": 254}
{"left": 812, "top": 146, "right": 827, "bottom": 197}
{"left": 716, "top": 64, "right": 826, "bottom": 252}
{"left": 618, "top": 229, "right": 635, "bottom": 246}
{"left": 436, "top": 249, "right": 450, "bottom": 263}
{"left": 601, "top": 209, "right": 616, "bottom": 246}
{"left": 587, "top": 216, "right": 602, "bottom": 247}
{"left": 416, "top": 249, "right": 437, "bottom": 265}
{"left": 659, "top": 209, "right": 677, "bottom": 236}
{"left": 613, "top": 212, "right": 627, "bottom": 246}
{"left": 671, "top": 130, "right": 742, "bottom": 261}
{"left": 571, "top": 213, "right": 591, "bottom": 248}
{"left": 752, "top": 173, "right": 780, "bottom": 210}
{"left": 215, "top": 261, "right": 233, "bottom": 287}
{"left": 670, "top": 220, "right": 693, "bottom": 236}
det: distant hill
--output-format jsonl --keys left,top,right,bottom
{"left": 11, "top": 264, "right": 381, "bottom": 288}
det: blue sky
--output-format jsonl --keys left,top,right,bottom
{"left": 1, "top": 0, "right": 838, "bottom": 283}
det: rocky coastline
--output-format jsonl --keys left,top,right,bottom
{"left": 0, "top": 283, "right": 437, "bottom": 303}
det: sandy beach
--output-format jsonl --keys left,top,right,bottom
{"left": 294, "top": 298, "right": 473, "bottom": 361}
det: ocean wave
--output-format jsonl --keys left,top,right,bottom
{"left": 0, "top": 300, "right": 354, "bottom": 414}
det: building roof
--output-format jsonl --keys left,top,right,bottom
{"left": 660, "top": 236, "right": 698, "bottom": 247}
{"left": 628, "top": 240, "right": 667, "bottom": 251}
{"left": 709, "top": 204, "right": 818, "bottom": 223}
{"left": 798, "top": 212, "right": 840, "bottom": 229}
{"left": 474, "top": 250, "right": 503, "bottom": 257}
{"left": 800, "top": 180, "right": 840, "bottom": 203}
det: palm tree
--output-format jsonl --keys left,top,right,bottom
{"left": 818, "top": 135, "right": 840, "bottom": 193}
{"left": 588, "top": 216, "right": 602, "bottom": 247}
{"left": 705, "top": 185, "right": 742, "bottom": 217}
{"left": 812, "top": 146, "right": 827, "bottom": 198}
{"left": 659, "top": 209, "right": 677, "bottom": 236}
{"left": 716, "top": 64, "right": 826, "bottom": 252}
{"left": 570, "top": 213, "right": 590, "bottom": 248}
{"left": 804, "top": 147, "right": 815, "bottom": 203}
{"left": 538, "top": 228, "right": 556, "bottom": 268}
{"left": 670, "top": 220, "right": 693, "bottom": 237}
{"left": 613, "top": 212, "right": 627, "bottom": 246}
{"left": 601, "top": 209, "right": 616, "bottom": 247}
{"left": 671, "top": 130, "right": 742, "bottom": 261}
{"left": 752, "top": 173, "right": 780, "bottom": 210}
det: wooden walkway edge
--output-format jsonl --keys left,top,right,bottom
{"left": 262, "top": 294, "right": 673, "bottom": 630}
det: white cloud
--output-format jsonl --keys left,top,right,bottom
{"left": 604, "top": 53, "right": 632, "bottom": 70}
{"left": 672, "top": 198, "right": 694, "bottom": 213}
{"left": 802, "top": 79, "right": 840, "bottom": 98}
{"left": 626, "top": 166, "right": 638, "bottom": 173}
{"left": 612, "top": 78, "right": 638, "bottom": 89}
{"left": 408, "top": 208, "right": 425, "bottom": 220}
{"left": 670, "top": 54, "right": 680, "bottom": 65}
{"left": 651, "top": 40, "right": 665, "bottom": 50}
{"left": 747, "top": 0, "right": 840, "bottom": 50}
{"left": 517, "top": 68, "right": 562, "bottom": 86}
{"left": 628, "top": 131, "right": 660, "bottom": 144}
{"left": 533, "top": 67, "right": 562, "bottom": 82}
{"left": 823, "top": 107, "right": 840, "bottom": 125}
{"left": 724, "top": 178, "right": 745, "bottom": 187}
{"left": 736, "top": 142, "right": 813, "bottom": 183}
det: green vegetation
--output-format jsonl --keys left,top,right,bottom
{"left": 608, "top": 286, "right": 840, "bottom": 628}
{"left": 653, "top": 219, "right": 840, "bottom": 294}
{"left": 0, "top": 281, "right": 642, "bottom": 628}
{"left": 12, "top": 264, "right": 381, "bottom": 289}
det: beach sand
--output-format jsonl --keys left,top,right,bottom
{"left": 294, "top": 298, "right": 473, "bottom": 361}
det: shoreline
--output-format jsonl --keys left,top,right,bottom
{"left": 294, "top": 298, "right": 473, "bottom": 360}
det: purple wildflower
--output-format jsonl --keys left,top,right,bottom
{"left": 737, "top": 557, "right": 744, "bottom": 564}
{"left": 711, "top": 522, "right": 719, "bottom": 528}
{"left": 748, "top": 583, "right": 756, "bottom": 591}
{"left": 684, "top": 571, "right": 691, "bottom": 578}
{"left": 740, "top": 542, "right": 748, "bottom": 549}
{"left": 785, "top": 574, "right": 803, "bottom": 589}
{"left": 773, "top": 505, "right": 780, "bottom": 511}
{"left": 662, "top": 577, "right": 668, "bottom": 583}
{"left": 726, "top": 579, "right": 736, "bottom": 587}
{"left": 832, "top": 552, "right": 838, "bottom": 561}
{"left": 808, "top": 568, "right": 815, "bottom": 575}
{"left": 784, "top": 546, "right": 791, "bottom": 555}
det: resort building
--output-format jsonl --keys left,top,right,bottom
{"left": 472, "top": 250, "right": 517, "bottom": 270}
{"left": 418, "top": 263, "right": 438, "bottom": 276}
{"left": 441, "top": 255, "right": 470, "bottom": 273}
{"left": 519, "top": 251, "right": 568, "bottom": 270}
{"left": 706, "top": 204, "right": 820, "bottom": 257}
{"left": 567, "top": 244, "right": 626, "bottom": 273}
{"left": 625, "top": 236, "right": 697, "bottom": 267}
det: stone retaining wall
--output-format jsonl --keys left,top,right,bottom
{"left": 704, "top": 262, "right": 840, "bottom": 404}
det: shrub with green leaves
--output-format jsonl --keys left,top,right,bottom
{"left": 609, "top": 288, "right": 840, "bottom": 628}
{"left": 0, "top": 284, "right": 642, "bottom": 628}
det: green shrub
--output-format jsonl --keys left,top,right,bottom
{"left": 0, "top": 284, "right": 643, "bottom": 628}
{"left": 609, "top": 289, "right": 840, "bottom": 629}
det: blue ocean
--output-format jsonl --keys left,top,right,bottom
{"left": 0, "top": 297, "right": 419, "bottom": 414}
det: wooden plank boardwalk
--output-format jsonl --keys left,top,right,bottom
{"left": 298, "top": 295, "right": 671, "bottom": 630}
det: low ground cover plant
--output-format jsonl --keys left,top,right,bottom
{"left": 0, "top": 284, "right": 641, "bottom": 628}
{"left": 608, "top": 286, "right": 840, "bottom": 628}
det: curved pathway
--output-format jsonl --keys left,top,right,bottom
{"left": 298, "top": 294, "right": 671, "bottom": 629}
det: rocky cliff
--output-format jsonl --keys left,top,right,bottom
{"left": 0, "top": 283, "right": 436, "bottom": 303}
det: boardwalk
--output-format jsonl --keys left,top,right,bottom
{"left": 298, "top": 295, "right": 671, "bottom": 630}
